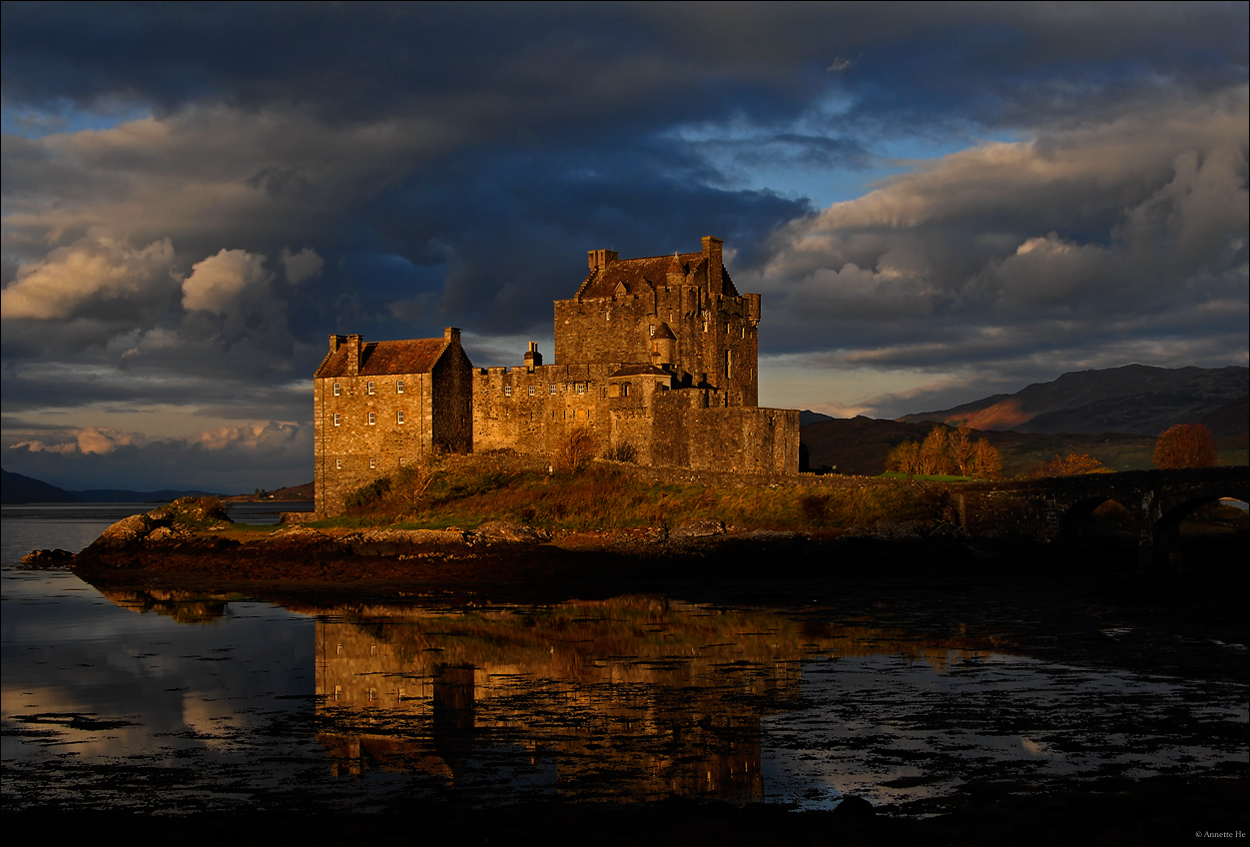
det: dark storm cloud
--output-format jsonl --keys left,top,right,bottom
{"left": 2, "top": 2, "right": 1246, "bottom": 488}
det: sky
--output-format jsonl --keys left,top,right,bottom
{"left": 2, "top": 2, "right": 1247, "bottom": 493}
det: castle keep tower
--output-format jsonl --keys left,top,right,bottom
{"left": 472, "top": 237, "right": 797, "bottom": 473}
{"left": 554, "top": 236, "right": 759, "bottom": 406}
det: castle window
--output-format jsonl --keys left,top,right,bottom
{"left": 333, "top": 382, "right": 341, "bottom": 396}
{"left": 367, "top": 381, "right": 376, "bottom": 395}
{"left": 622, "top": 383, "right": 630, "bottom": 398}
{"left": 335, "top": 458, "right": 342, "bottom": 470}
{"left": 550, "top": 384, "right": 557, "bottom": 395}
{"left": 397, "top": 410, "right": 405, "bottom": 425}
{"left": 333, "top": 413, "right": 341, "bottom": 426}
{"left": 528, "top": 385, "right": 536, "bottom": 396}
{"left": 505, "top": 385, "right": 512, "bottom": 396}
{"left": 367, "top": 411, "right": 376, "bottom": 425}
{"left": 649, "top": 324, "right": 655, "bottom": 337}
{"left": 576, "top": 383, "right": 586, "bottom": 395}
{"left": 396, "top": 380, "right": 405, "bottom": 394}
{"left": 369, "top": 457, "right": 376, "bottom": 469}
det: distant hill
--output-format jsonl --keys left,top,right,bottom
{"left": 223, "top": 481, "right": 315, "bottom": 502}
{"left": 74, "top": 488, "right": 225, "bottom": 503}
{"left": 1, "top": 468, "right": 225, "bottom": 504}
{"left": 799, "top": 410, "right": 833, "bottom": 427}
{"left": 2, "top": 468, "right": 82, "bottom": 504}
{"left": 800, "top": 418, "right": 1160, "bottom": 478}
{"left": 900, "top": 365, "right": 1248, "bottom": 438}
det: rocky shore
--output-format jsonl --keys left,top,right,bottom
{"left": 43, "top": 496, "right": 1035, "bottom": 602}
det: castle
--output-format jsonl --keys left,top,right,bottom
{"left": 314, "top": 237, "right": 800, "bottom": 514}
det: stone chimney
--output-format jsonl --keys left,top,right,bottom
{"left": 588, "top": 249, "right": 619, "bottom": 272}
{"left": 702, "top": 236, "right": 723, "bottom": 295}
{"left": 444, "top": 327, "right": 461, "bottom": 346}
{"left": 524, "top": 341, "right": 543, "bottom": 372}
{"left": 345, "top": 334, "right": 362, "bottom": 376}
{"left": 329, "top": 334, "right": 346, "bottom": 353}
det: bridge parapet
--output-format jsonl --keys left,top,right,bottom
{"left": 953, "top": 466, "right": 1249, "bottom": 567}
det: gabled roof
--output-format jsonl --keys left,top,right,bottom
{"left": 315, "top": 338, "right": 448, "bottom": 379}
{"left": 576, "top": 251, "right": 739, "bottom": 300}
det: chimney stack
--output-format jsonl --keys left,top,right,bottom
{"left": 524, "top": 341, "right": 543, "bottom": 372}
{"left": 346, "top": 334, "right": 362, "bottom": 376}
{"left": 702, "top": 236, "right": 723, "bottom": 295}
{"left": 588, "top": 249, "right": 619, "bottom": 272}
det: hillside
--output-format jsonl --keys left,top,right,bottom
{"left": 801, "top": 418, "right": 1162, "bottom": 478}
{"left": 1, "top": 468, "right": 82, "bottom": 504}
{"left": 900, "top": 365, "right": 1248, "bottom": 439}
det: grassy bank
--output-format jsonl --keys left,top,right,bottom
{"left": 319, "top": 454, "right": 943, "bottom": 533}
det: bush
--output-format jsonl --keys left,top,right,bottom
{"left": 345, "top": 476, "right": 392, "bottom": 510}
{"left": 554, "top": 426, "right": 597, "bottom": 473}
{"left": 1031, "top": 453, "right": 1113, "bottom": 478}
{"left": 604, "top": 441, "right": 638, "bottom": 463}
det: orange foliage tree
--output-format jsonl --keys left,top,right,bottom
{"left": 1153, "top": 424, "right": 1217, "bottom": 469}
{"left": 1031, "top": 453, "right": 1113, "bottom": 478}
{"left": 886, "top": 426, "right": 1002, "bottom": 478}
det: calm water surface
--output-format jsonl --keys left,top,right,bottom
{"left": 3, "top": 504, "right": 1246, "bottom": 815}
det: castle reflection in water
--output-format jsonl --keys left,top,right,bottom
{"left": 310, "top": 596, "right": 995, "bottom": 802}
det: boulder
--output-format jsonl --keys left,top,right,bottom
{"left": 473, "top": 521, "right": 550, "bottom": 543}
{"left": 670, "top": 519, "right": 725, "bottom": 539}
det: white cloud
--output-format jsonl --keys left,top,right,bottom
{"left": 181, "top": 249, "right": 271, "bottom": 314}
{"left": 1, "top": 236, "right": 176, "bottom": 320}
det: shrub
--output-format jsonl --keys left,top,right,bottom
{"left": 554, "top": 426, "right": 597, "bottom": 473}
{"left": 1031, "top": 453, "right": 1113, "bottom": 478}
{"left": 604, "top": 441, "right": 638, "bottom": 463}
{"left": 345, "top": 476, "right": 392, "bottom": 510}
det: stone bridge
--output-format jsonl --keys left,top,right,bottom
{"left": 951, "top": 466, "right": 1249, "bottom": 567}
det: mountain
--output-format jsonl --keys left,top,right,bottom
{"left": 900, "top": 365, "right": 1248, "bottom": 438}
{"left": 1, "top": 468, "right": 82, "bottom": 504}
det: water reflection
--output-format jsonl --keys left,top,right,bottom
{"left": 306, "top": 598, "right": 1005, "bottom": 806}
{"left": 5, "top": 557, "right": 1245, "bottom": 816}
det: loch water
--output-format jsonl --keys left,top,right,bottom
{"left": 3, "top": 504, "right": 1247, "bottom": 818}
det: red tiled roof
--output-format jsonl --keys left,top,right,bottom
{"left": 577, "top": 252, "right": 739, "bottom": 300}
{"left": 315, "top": 338, "right": 447, "bottom": 378}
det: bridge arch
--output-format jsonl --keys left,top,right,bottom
{"left": 1055, "top": 495, "right": 1138, "bottom": 543}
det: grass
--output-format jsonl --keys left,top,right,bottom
{"left": 318, "top": 455, "right": 942, "bottom": 533}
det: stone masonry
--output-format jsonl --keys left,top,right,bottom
{"left": 314, "top": 237, "right": 799, "bottom": 515}
{"left": 314, "top": 328, "right": 472, "bottom": 514}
